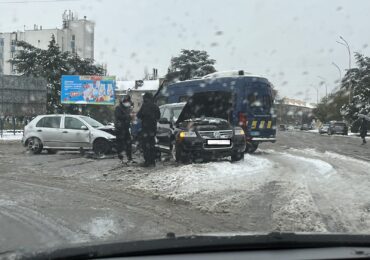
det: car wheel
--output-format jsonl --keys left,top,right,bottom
{"left": 231, "top": 152, "right": 244, "bottom": 162}
{"left": 93, "top": 138, "right": 111, "bottom": 156}
{"left": 27, "top": 137, "right": 43, "bottom": 154}
{"left": 47, "top": 149, "right": 57, "bottom": 154}
{"left": 245, "top": 142, "right": 258, "bottom": 154}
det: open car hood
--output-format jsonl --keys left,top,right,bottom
{"left": 176, "top": 91, "right": 233, "bottom": 124}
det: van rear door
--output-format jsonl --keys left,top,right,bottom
{"left": 242, "top": 84, "right": 276, "bottom": 141}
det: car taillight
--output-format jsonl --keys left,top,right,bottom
{"left": 238, "top": 112, "right": 248, "bottom": 129}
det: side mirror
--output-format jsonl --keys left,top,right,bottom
{"left": 81, "top": 125, "right": 88, "bottom": 130}
{"left": 158, "top": 118, "right": 170, "bottom": 125}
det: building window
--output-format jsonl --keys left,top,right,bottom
{"left": 71, "top": 35, "right": 76, "bottom": 53}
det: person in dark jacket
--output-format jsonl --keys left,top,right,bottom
{"left": 114, "top": 95, "right": 133, "bottom": 163}
{"left": 137, "top": 92, "right": 160, "bottom": 167}
{"left": 359, "top": 118, "right": 368, "bottom": 145}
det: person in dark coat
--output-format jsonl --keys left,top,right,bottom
{"left": 359, "top": 118, "right": 368, "bottom": 145}
{"left": 114, "top": 95, "right": 133, "bottom": 162}
{"left": 137, "top": 92, "right": 160, "bottom": 167}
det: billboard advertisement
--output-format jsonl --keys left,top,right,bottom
{"left": 61, "top": 75, "right": 115, "bottom": 105}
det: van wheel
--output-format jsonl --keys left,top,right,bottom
{"left": 231, "top": 152, "right": 244, "bottom": 162}
{"left": 245, "top": 142, "right": 258, "bottom": 154}
{"left": 93, "top": 138, "right": 111, "bottom": 156}
{"left": 27, "top": 137, "right": 43, "bottom": 154}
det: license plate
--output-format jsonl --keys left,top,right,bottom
{"left": 207, "top": 139, "right": 231, "bottom": 145}
{"left": 250, "top": 131, "right": 260, "bottom": 136}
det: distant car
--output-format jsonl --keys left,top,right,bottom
{"left": 22, "top": 114, "right": 116, "bottom": 155}
{"left": 319, "top": 123, "right": 330, "bottom": 134}
{"left": 327, "top": 121, "right": 348, "bottom": 135}
{"left": 300, "top": 124, "right": 309, "bottom": 130}
{"left": 278, "top": 124, "right": 286, "bottom": 131}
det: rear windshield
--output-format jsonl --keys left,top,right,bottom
{"left": 244, "top": 83, "right": 272, "bottom": 114}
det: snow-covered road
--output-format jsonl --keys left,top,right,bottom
{"left": 129, "top": 148, "right": 370, "bottom": 233}
{"left": 0, "top": 130, "right": 370, "bottom": 252}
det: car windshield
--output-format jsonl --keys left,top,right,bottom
{"left": 1, "top": 0, "right": 370, "bottom": 257}
{"left": 172, "top": 107, "right": 184, "bottom": 121}
{"left": 80, "top": 116, "right": 104, "bottom": 128}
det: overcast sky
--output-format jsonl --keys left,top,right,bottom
{"left": 1, "top": 0, "right": 370, "bottom": 103}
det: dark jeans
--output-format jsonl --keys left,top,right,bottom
{"left": 116, "top": 130, "right": 132, "bottom": 160}
{"left": 141, "top": 131, "right": 156, "bottom": 164}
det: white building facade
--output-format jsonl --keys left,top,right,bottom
{"left": 0, "top": 11, "right": 94, "bottom": 75}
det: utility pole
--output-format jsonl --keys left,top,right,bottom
{"left": 336, "top": 36, "right": 352, "bottom": 104}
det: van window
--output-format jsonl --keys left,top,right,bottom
{"left": 179, "top": 96, "right": 189, "bottom": 102}
{"left": 156, "top": 96, "right": 168, "bottom": 106}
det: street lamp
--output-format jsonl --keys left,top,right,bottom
{"left": 311, "top": 84, "right": 319, "bottom": 104}
{"left": 336, "top": 36, "right": 352, "bottom": 103}
{"left": 331, "top": 62, "right": 342, "bottom": 81}
{"left": 317, "top": 76, "right": 327, "bottom": 99}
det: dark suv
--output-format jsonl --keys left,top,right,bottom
{"left": 328, "top": 121, "right": 348, "bottom": 135}
{"left": 156, "top": 102, "right": 246, "bottom": 163}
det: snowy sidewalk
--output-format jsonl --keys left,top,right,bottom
{"left": 0, "top": 131, "right": 23, "bottom": 142}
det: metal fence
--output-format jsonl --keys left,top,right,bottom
{"left": 0, "top": 75, "right": 47, "bottom": 117}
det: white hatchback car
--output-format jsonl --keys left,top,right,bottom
{"left": 22, "top": 114, "right": 116, "bottom": 155}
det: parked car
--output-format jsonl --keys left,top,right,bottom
{"left": 22, "top": 114, "right": 116, "bottom": 155}
{"left": 327, "top": 121, "right": 348, "bottom": 135}
{"left": 300, "top": 124, "right": 309, "bottom": 130}
{"left": 156, "top": 102, "right": 246, "bottom": 163}
{"left": 278, "top": 124, "right": 286, "bottom": 131}
{"left": 319, "top": 123, "right": 330, "bottom": 134}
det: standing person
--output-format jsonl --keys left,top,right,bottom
{"left": 114, "top": 94, "right": 133, "bottom": 163}
{"left": 137, "top": 92, "right": 160, "bottom": 167}
{"left": 359, "top": 118, "right": 368, "bottom": 145}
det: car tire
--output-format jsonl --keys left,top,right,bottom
{"left": 245, "top": 142, "right": 259, "bottom": 154}
{"left": 47, "top": 149, "right": 57, "bottom": 154}
{"left": 27, "top": 137, "right": 43, "bottom": 154}
{"left": 231, "top": 152, "right": 244, "bottom": 162}
{"left": 93, "top": 138, "right": 111, "bottom": 156}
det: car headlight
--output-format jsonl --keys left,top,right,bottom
{"left": 179, "top": 131, "right": 197, "bottom": 139}
{"left": 234, "top": 128, "right": 245, "bottom": 135}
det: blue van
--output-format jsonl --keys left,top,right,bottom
{"left": 155, "top": 71, "right": 276, "bottom": 152}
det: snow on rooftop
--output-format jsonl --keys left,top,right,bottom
{"left": 116, "top": 80, "right": 159, "bottom": 92}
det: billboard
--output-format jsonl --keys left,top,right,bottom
{"left": 61, "top": 75, "right": 115, "bottom": 105}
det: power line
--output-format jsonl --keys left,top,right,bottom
{"left": 0, "top": 0, "right": 80, "bottom": 4}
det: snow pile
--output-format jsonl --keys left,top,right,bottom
{"left": 0, "top": 133, "right": 23, "bottom": 141}
{"left": 282, "top": 153, "right": 334, "bottom": 178}
{"left": 130, "top": 155, "right": 273, "bottom": 211}
{"left": 87, "top": 217, "right": 117, "bottom": 239}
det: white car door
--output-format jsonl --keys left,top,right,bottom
{"left": 61, "top": 116, "right": 91, "bottom": 149}
{"left": 34, "top": 116, "right": 63, "bottom": 148}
